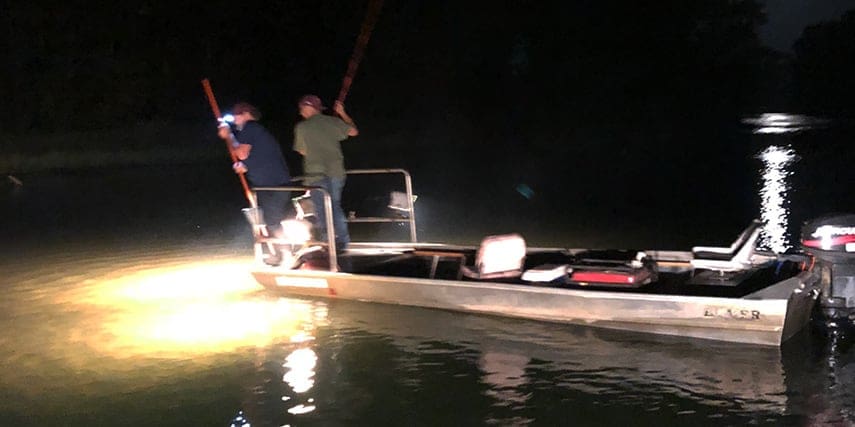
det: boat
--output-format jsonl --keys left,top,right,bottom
{"left": 243, "top": 169, "right": 855, "bottom": 347}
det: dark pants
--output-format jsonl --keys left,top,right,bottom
{"left": 257, "top": 190, "right": 291, "bottom": 237}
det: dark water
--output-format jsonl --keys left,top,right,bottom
{"left": 1, "top": 242, "right": 855, "bottom": 427}
{"left": 2, "top": 124, "right": 855, "bottom": 426}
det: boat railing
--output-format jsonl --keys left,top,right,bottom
{"left": 251, "top": 184, "right": 340, "bottom": 271}
{"left": 291, "top": 168, "right": 418, "bottom": 243}
{"left": 252, "top": 168, "right": 418, "bottom": 272}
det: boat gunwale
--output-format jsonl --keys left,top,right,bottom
{"left": 255, "top": 265, "right": 799, "bottom": 306}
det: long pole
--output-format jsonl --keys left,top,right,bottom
{"left": 336, "top": 0, "right": 384, "bottom": 104}
{"left": 201, "top": 78, "right": 256, "bottom": 207}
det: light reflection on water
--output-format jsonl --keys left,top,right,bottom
{"left": 18, "top": 254, "right": 320, "bottom": 360}
{"left": 0, "top": 243, "right": 330, "bottom": 425}
{"left": 744, "top": 112, "right": 829, "bottom": 253}
{"left": 757, "top": 145, "right": 797, "bottom": 253}
{"left": 1, "top": 241, "right": 855, "bottom": 425}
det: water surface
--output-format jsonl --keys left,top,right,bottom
{"left": 2, "top": 134, "right": 855, "bottom": 425}
{"left": 3, "top": 240, "right": 855, "bottom": 426}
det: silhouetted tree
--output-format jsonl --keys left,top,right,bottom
{"left": 792, "top": 10, "right": 855, "bottom": 116}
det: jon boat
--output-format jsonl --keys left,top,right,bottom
{"left": 244, "top": 169, "right": 855, "bottom": 347}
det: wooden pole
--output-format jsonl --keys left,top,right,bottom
{"left": 336, "top": 0, "right": 384, "bottom": 104}
{"left": 201, "top": 78, "right": 256, "bottom": 207}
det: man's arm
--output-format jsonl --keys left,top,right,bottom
{"left": 231, "top": 143, "right": 251, "bottom": 160}
{"left": 219, "top": 125, "right": 252, "bottom": 160}
{"left": 294, "top": 127, "right": 306, "bottom": 155}
{"left": 333, "top": 101, "right": 359, "bottom": 137}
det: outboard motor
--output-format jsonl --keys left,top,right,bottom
{"left": 801, "top": 214, "right": 855, "bottom": 323}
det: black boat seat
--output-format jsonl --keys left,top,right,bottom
{"left": 460, "top": 233, "right": 527, "bottom": 280}
{"left": 412, "top": 250, "right": 467, "bottom": 279}
{"left": 690, "top": 220, "right": 765, "bottom": 272}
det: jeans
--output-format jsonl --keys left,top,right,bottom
{"left": 309, "top": 175, "right": 350, "bottom": 248}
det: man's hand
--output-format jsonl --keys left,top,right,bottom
{"left": 334, "top": 101, "right": 359, "bottom": 136}
{"left": 333, "top": 101, "right": 347, "bottom": 117}
{"left": 218, "top": 125, "right": 231, "bottom": 140}
{"left": 233, "top": 161, "right": 247, "bottom": 174}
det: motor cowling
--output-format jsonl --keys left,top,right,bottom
{"left": 801, "top": 214, "right": 855, "bottom": 321}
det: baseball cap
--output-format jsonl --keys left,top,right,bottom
{"left": 232, "top": 102, "right": 261, "bottom": 119}
{"left": 298, "top": 95, "right": 325, "bottom": 111}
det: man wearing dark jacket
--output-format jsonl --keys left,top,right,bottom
{"left": 218, "top": 102, "right": 291, "bottom": 237}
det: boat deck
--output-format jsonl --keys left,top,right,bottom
{"left": 293, "top": 244, "right": 806, "bottom": 300}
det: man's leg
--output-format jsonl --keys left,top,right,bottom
{"left": 309, "top": 177, "right": 332, "bottom": 242}
{"left": 256, "top": 190, "right": 291, "bottom": 266}
{"left": 258, "top": 190, "right": 291, "bottom": 237}
{"left": 329, "top": 176, "right": 350, "bottom": 250}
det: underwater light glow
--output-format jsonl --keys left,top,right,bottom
{"left": 280, "top": 219, "right": 312, "bottom": 245}
{"left": 69, "top": 259, "right": 327, "bottom": 358}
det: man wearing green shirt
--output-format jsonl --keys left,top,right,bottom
{"left": 293, "top": 95, "right": 359, "bottom": 251}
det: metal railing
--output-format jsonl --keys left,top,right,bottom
{"left": 251, "top": 185, "right": 339, "bottom": 271}
{"left": 290, "top": 168, "right": 417, "bottom": 243}
{"left": 250, "top": 168, "right": 418, "bottom": 272}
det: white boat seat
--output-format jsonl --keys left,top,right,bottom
{"left": 691, "top": 220, "right": 763, "bottom": 260}
{"left": 460, "top": 234, "right": 526, "bottom": 280}
{"left": 522, "top": 264, "right": 571, "bottom": 283}
{"left": 690, "top": 220, "right": 765, "bottom": 272}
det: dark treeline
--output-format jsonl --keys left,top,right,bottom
{"left": 2, "top": 0, "right": 362, "bottom": 131}
{"left": 793, "top": 10, "right": 855, "bottom": 115}
{"left": 2, "top": 0, "right": 853, "bottom": 134}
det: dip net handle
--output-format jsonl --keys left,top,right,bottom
{"left": 336, "top": 0, "right": 384, "bottom": 105}
{"left": 201, "top": 78, "right": 256, "bottom": 208}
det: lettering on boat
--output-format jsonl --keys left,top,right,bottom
{"left": 703, "top": 306, "right": 761, "bottom": 320}
{"left": 275, "top": 276, "right": 329, "bottom": 289}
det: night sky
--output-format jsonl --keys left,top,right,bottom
{"left": 3, "top": 0, "right": 854, "bottom": 135}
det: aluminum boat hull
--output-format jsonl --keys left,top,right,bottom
{"left": 252, "top": 267, "right": 817, "bottom": 346}
{"left": 246, "top": 170, "right": 820, "bottom": 346}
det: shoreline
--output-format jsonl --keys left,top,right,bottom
{"left": 0, "top": 147, "right": 223, "bottom": 174}
{"left": 0, "top": 121, "right": 222, "bottom": 174}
